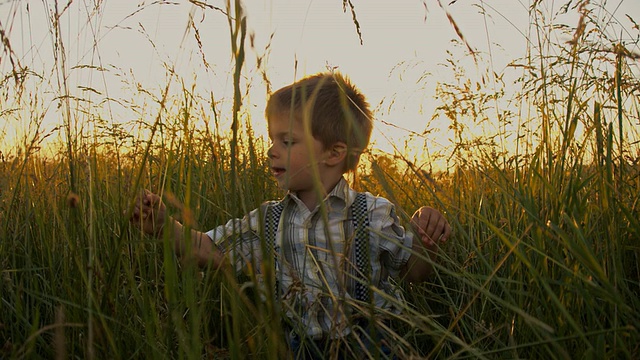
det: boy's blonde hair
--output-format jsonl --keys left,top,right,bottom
{"left": 265, "top": 72, "right": 373, "bottom": 172}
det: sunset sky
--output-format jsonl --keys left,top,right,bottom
{"left": 1, "top": 0, "right": 638, "bottom": 158}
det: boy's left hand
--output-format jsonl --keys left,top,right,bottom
{"left": 411, "top": 206, "right": 451, "bottom": 251}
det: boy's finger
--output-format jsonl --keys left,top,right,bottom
{"left": 441, "top": 220, "right": 452, "bottom": 243}
{"left": 417, "top": 211, "right": 451, "bottom": 246}
{"left": 421, "top": 235, "right": 434, "bottom": 247}
{"left": 130, "top": 208, "right": 140, "bottom": 222}
{"left": 435, "top": 217, "right": 450, "bottom": 243}
{"left": 422, "top": 215, "right": 440, "bottom": 237}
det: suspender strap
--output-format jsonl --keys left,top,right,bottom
{"left": 265, "top": 193, "right": 370, "bottom": 303}
{"left": 265, "top": 202, "right": 284, "bottom": 253}
{"left": 351, "top": 192, "right": 371, "bottom": 303}
{"left": 265, "top": 202, "right": 284, "bottom": 297}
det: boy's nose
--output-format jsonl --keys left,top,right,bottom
{"left": 267, "top": 145, "right": 277, "bottom": 159}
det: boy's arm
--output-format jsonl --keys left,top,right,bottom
{"left": 163, "top": 218, "right": 227, "bottom": 268}
{"left": 401, "top": 206, "right": 451, "bottom": 284}
{"left": 130, "top": 190, "right": 227, "bottom": 269}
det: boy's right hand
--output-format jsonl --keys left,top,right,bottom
{"left": 130, "top": 190, "right": 166, "bottom": 236}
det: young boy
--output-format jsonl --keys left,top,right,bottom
{"left": 131, "top": 72, "right": 451, "bottom": 358}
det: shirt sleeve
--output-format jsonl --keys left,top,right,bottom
{"left": 366, "top": 194, "right": 414, "bottom": 278}
{"left": 204, "top": 204, "right": 267, "bottom": 276}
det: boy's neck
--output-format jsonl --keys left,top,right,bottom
{"left": 295, "top": 174, "right": 344, "bottom": 210}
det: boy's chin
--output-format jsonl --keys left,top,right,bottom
{"left": 274, "top": 179, "right": 289, "bottom": 191}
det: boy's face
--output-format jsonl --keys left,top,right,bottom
{"left": 267, "top": 112, "right": 329, "bottom": 194}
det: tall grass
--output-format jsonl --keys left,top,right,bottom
{"left": 1, "top": 0, "right": 639, "bottom": 359}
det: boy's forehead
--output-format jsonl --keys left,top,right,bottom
{"left": 268, "top": 109, "right": 296, "bottom": 122}
{"left": 268, "top": 112, "right": 300, "bottom": 132}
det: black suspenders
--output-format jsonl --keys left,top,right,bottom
{"left": 265, "top": 193, "right": 370, "bottom": 303}
{"left": 351, "top": 192, "right": 371, "bottom": 303}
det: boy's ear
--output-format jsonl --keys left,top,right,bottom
{"left": 324, "top": 142, "right": 348, "bottom": 166}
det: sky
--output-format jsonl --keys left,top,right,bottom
{"left": 1, "top": 0, "right": 638, "bottom": 162}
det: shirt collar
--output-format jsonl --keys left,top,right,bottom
{"left": 281, "top": 177, "right": 353, "bottom": 209}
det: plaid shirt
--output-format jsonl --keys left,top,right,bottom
{"left": 205, "top": 178, "right": 414, "bottom": 339}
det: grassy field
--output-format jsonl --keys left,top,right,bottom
{"left": 1, "top": 1, "right": 639, "bottom": 359}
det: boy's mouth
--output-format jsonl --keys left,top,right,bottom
{"left": 271, "top": 167, "right": 286, "bottom": 177}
